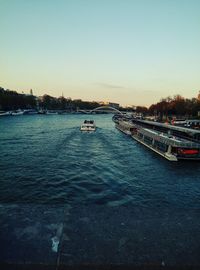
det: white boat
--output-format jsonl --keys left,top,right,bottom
{"left": 80, "top": 120, "right": 96, "bottom": 132}
{"left": 46, "top": 110, "right": 58, "bottom": 115}
{"left": 11, "top": 109, "right": 24, "bottom": 115}
{"left": 0, "top": 111, "right": 12, "bottom": 116}
{"left": 23, "top": 109, "right": 38, "bottom": 115}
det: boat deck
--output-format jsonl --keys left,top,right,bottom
{"left": 138, "top": 127, "right": 200, "bottom": 148}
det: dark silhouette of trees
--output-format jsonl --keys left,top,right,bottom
{"left": 0, "top": 87, "right": 36, "bottom": 110}
{"left": 148, "top": 95, "right": 200, "bottom": 120}
{"left": 38, "top": 95, "right": 100, "bottom": 111}
{"left": 0, "top": 86, "right": 106, "bottom": 111}
{"left": 1, "top": 86, "right": 200, "bottom": 118}
{"left": 136, "top": 106, "right": 148, "bottom": 114}
{"left": 39, "top": 94, "right": 59, "bottom": 110}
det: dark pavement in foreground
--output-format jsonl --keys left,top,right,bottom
{"left": 0, "top": 203, "right": 200, "bottom": 269}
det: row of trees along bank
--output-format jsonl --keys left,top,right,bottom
{"left": 148, "top": 95, "right": 200, "bottom": 120}
{"left": 0, "top": 87, "right": 200, "bottom": 118}
{"left": 39, "top": 95, "right": 100, "bottom": 110}
{"left": 0, "top": 87, "right": 36, "bottom": 110}
{"left": 0, "top": 87, "right": 102, "bottom": 111}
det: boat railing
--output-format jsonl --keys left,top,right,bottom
{"left": 137, "top": 128, "right": 200, "bottom": 148}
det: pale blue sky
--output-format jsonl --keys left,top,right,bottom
{"left": 1, "top": 0, "right": 200, "bottom": 106}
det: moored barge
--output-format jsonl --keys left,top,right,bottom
{"left": 115, "top": 120, "right": 200, "bottom": 161}
{"left": 132, "top": 126, "right": 200, "bottom": 161}
{"left": 115, "top": 120, "right": 134, "bottom": 135}
{"left": 132, "top": 119, "right": 200, "bottom": 143}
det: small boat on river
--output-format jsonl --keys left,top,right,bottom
{"left": 0, "top": 111, "right": 12, "bottom": 116}
{"left": 46, "top": 110, "right": 58, "bottom": 115}
{"left": 11, "top": 109, "right": 24, "bottom": 116}
{"left": 80, "top": 120, "right": 96, "bottom": 132}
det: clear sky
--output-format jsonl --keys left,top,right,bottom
{"left": 0, "top": 0, "right": 200, "bottom": 106}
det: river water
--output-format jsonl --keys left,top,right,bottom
{"left": 0, "top": 114, "right": 200, "bottom": 268}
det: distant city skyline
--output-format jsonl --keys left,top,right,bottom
{"left": 1, "top": 0, "right": 200, "bottom": 106}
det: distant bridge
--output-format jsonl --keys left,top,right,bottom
{"left": 78, "top": 106, "right": 123, "bottom": 114}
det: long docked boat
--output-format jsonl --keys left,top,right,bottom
{"left": 114, "top": 119, "right": 200, "bottom": 161}
{"left": 131, "top": 118, "right": 200, "bottom": 143}
{"left": 132, "top": 126, "right": 200, "bottom": 161}
{"left": 115, "top": 120, "right": 134, "bottom": 135}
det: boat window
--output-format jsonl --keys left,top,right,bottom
{"left": 154, "top": 140, "right": 168, "bottom": 152}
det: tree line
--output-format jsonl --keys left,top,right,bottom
{"left": 0, "top": 87, "right": 102, "bottom": 111}
{"left": 39, "top": 94, "right": 101, "bottom": 111}
{"left": 0, "top": 87, "right": 36, "bottom": 110}
{"left": 0, "top": 87, "right": 200, "bottom": 118}
{"left": 148, "top": 95, "right": 200, "bottom": 120}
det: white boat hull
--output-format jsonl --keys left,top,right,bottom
{"left": 116, "top": 125, "right": 132, "bottom": 135}
{"left": 80, "top": 127, "right": 96, "bottom": 132}
{"left": 0, "top": 111, "right": 12, "bottom": 116}
{"left": 131, "top": 134, "right": 178, "bottom": 161}
{"left": 12, "top": 112, "right": 24, "bottom": 115}
{"left": 80, "top": 120, "right": 96, "bottom": 132}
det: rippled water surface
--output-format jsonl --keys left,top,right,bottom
{"left": 0, "top": 115, "right": 200, "bottom": 267}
